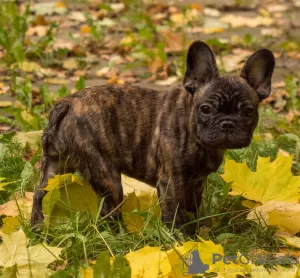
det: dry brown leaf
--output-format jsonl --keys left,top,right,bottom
{"left": 267, "top": 4, "right": 288, "bottom": 13}
{"left": 204, "top": 8, "right": 220, "bottom": 17}
{"left": 26, "top": 26, "right": 49, "bottom": 37}
{"left": 285, "top": 110, "right": 300, "bottom": 123}
{"left": 156, "top": 76, "right": 178, "bottom": 86}
{"left": 261, "top": 28, "right": 283, "bottom": 37}
{"left": 111, "top": 3, "right": 125, "bottom": 12}
{"left": 96, "top": 67, "right": 109, "bottom": 78}
{"left": 68, "top": 11, "right": 86, "bottom": 22}
{"left": 52, "top": 39, "right": 75, "bottom": 51}
{"left": 159, "top": 30, "right": 187, "bottom": 53}
{"left": 272, "top": 81, "right": 285, "bottom": 88}
{"left": 107, "top": 71, "right": 125, "bottom": 85}
{"left": 0, "top": 83, "right": 9, "bottom": 95}
{"left": 287, "top": 52, "right": 300, "bottom": 59}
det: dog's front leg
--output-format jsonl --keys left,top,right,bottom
{"left": 157, "top": 177, "right": 187, "bottom": 231}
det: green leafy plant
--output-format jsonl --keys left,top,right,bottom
{"left": 0, "top": 1, "right": 56, "bottom": 65}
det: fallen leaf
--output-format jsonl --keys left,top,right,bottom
{"left": 33, "top": 14, "right": 49, "bottom": 26}
{"left": 80, "top": 267, "right": 94, "bottom": 278}
{"left": 0, "top": 82, "right": 9, "bottom": 94}
{"left": 52, "top": 39, "right": 75, "bottom": 51}
{"left": 26, "top": 25, "right": 49, "bottom": 37}
{"left": 55, "top": 1, "right": 66, "bottom": 8}
{"left": 0, "top": 229, "right": 62, "bottom": 278}
{"left": 190, "top": 3, "right": 202, "bottom": 11}
{"left": 17, "top": 61, "right": 41, "bottom": 73}
{"left": 1, "top": 216, "right": 21, "bottom": 234}
{"left": 267, "top": 4, "right": 288, "bottom": 13}
{"left": 122, "top": 175, "right": 160, "bottom": 233}
{"left": 0, "top": 101, "right": 13, "bottom": 108}
{"left": 159, "top": 30, "right": 187, "bottom": 53}
{"left": 15, "top": 130, "right": 43, "bottom": 151}
{"left": 31, "top": 2, "right": 67, "bottom": 15}
{"left": 170, "top": 8, "right": 203, "bottom": 25}
{"left": 110, "top": 3, "right": 125, "bottom": 13}
{"left": 203, "top": 8, "right": 221, "bottom": 17}
{"left": 46, "top": 78, "right": 69, "bottom": 85}
{"left": 68, "top": 11, "right": 86, "bottom": 22}
{"left": 42, "top": 174, "right": 99, "bottom": 224}
{"left": 0, "top": 192, "right": 33, "bottom": 221}
{"left": 247, "top": 201, "right": 300, "bottom": 234}
{"left": 275, "top": 232, "right": 300, "bottom": 248}
{"left": 97, "top": 18, "right": 116, "bottom": 27}
{"left": 220, "top": 15, "right": 273, "bottom": 28}
{"left": 156, "top": 76, "right": 178, "bottom": 86}
{"left": 202, "top": 18, "right": 228, "bottom": 34}
{"left": 221, "top": 154, "right": 300, "bottom": 204}
{"left": 107, "top": 71, "right": 125, "bottom": 85}
{"left": 124, "top": 239, "right": 250, "bottom": 277}
{"left": 261, "top": 28, "right": 284, "bottom": 37}
{"left": 62, "top": 58, "right": 78, "bottom": 70}
{"left": 96, "top": 67, "right": 110, "bottom": 77}
{"left": 80, "top": 24, "right": 91, "bottom": 34}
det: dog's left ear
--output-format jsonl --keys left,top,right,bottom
{"left": 183, "top": 41, "right": 219, "bottom": 94}
{"left": 240, "top": 49, "right": 275, "bottom": 101}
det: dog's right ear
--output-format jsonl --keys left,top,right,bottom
{"left": 183, "top": 41, "right": 219, "bottom": 94}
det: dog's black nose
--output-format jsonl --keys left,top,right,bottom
{"left": 221, "top": 121, "right": 235, "bottom": 133}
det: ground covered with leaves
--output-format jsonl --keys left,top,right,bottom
{"left": 0, "top": 0, "right": 300, "bottom": 277}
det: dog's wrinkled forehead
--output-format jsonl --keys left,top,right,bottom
{"left": 199, "top": 76, "right": 259, "bottom": 107}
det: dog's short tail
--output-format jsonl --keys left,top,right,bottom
{"left": 46, "top": 101, "right": 70, "bottom": 131}
{"left": 42, "top": 101, "right": 70, "bottom": 154}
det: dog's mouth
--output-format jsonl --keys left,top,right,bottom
{"left": 198, "top": 131, "right": 252, "bottom": 150}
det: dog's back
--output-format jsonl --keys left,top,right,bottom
{"left": 42, "top": 84, "right": 190, "bottom": 184}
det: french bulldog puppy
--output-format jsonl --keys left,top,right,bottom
{"left": 31, "top": 41, "right": 275, "bottom": 231}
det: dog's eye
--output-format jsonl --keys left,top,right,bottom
{"left": 244, "top": 107, "right": 254, "bottom": 117}
{"left": 200, "top": 105, "right": 212, "bottom": 114}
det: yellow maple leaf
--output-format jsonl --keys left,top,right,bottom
{"left": 275, "top": 232, "right": 300, "bottom": 249}
{"left": 80, "top": 266, "right": 94, "bottom": 278}
{"left": 122, "top": 175, "right": 160, "bottom": 233}
{"left": 0, "top": 229, "right": 62, "bottom": 278}
{"left": 247, "top": 201, "right": 300, "bottom": 234}
{"left": 221, "top": 154, "right": 300, "bottom": 204}
{"left": 1, "top": 216, "right": 21, "bottom": 234}
{"left": 124, "top": 239, "right": 250, "bottom": 277}
{"left": 124, "top": 246, "right": 170, "bottom": 277}
{"left": 42, "top": 174, "right": 99, "bottom": 224}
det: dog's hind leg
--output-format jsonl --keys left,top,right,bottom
{"left": 31, "top": 153, "right": 59, "bottom": 227}
{"left": 79, "top": 152, "right": 123, "bottom": 220}
{"left": 31, "top": 101, "right": 72, "bottom": 227}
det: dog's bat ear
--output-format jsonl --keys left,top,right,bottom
{"left": 183, "top": 41, "right": 219, "bottom": 94}
{"left": 240, "top": 49, "right": 275, "bottom": 101}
